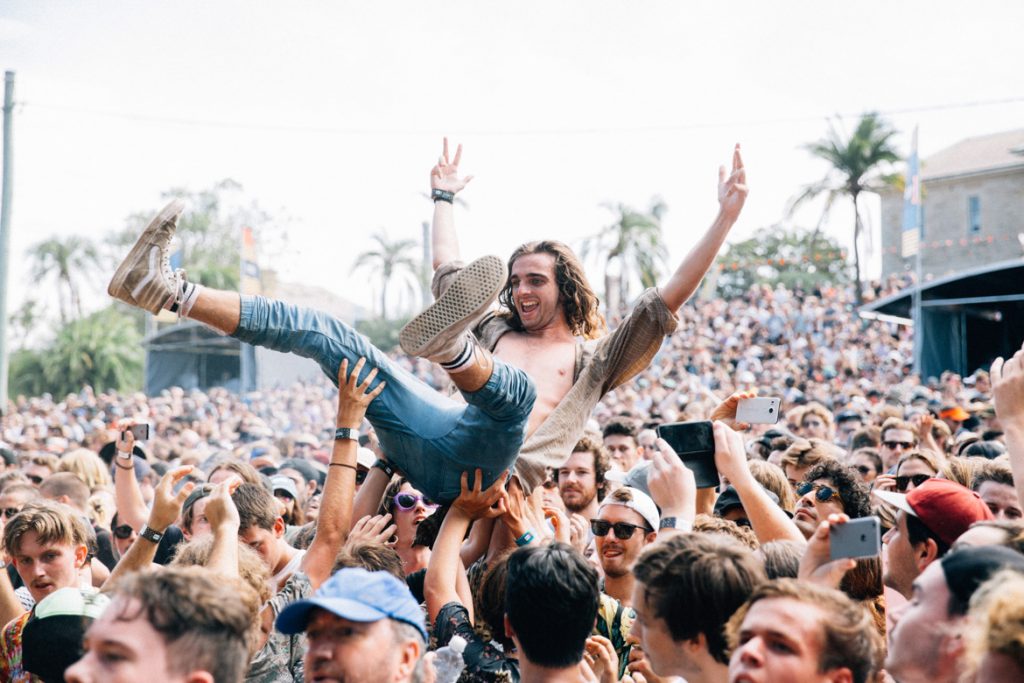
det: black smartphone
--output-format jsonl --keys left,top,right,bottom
{"left": 656, "top": 420, "right": 717, "bottom": 488}
{"left": 127, "top": 423, "right": 150, "bottom": 442}
{"left": 358, "top": 434, "right": 371, "bottom": 448}
{"left": 829, "top": 517, "right": 881, "bottom": 561}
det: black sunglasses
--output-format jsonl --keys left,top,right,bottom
{"left": 590, "top": 519, "right": 651, "bottom": 540}
{"left": 356, "top": 469, "right": 368, "bottom": 485}
{"left": 25, "top": 475, "right": 43, "bottom": 485}
{"left": 855, "top": 465, "right": 874, "bottom": 476}
{"left": 796, "top": 482, "right": 842, "bottom": 503}
{"left": 113, "top": 524, "right": 135, "bottom": 540}
{"left": 1, "top": 507, "right": 21, "bottom": 519}
{"left": 896, "top": 474, "right": 931, "bottom": 492}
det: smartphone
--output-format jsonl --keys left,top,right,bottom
{"left": 127, "top": 423, "right": 150, "bottom": 442}
{"left": 358, "top": 434, "right": 371, "bottom": 448}
{"left": 829, "top": 517, "right": 881, "bottom": 561}
{"left": 735, "top": 397, "right": 781, "bottom": 425}
{"left": 656, "top": 421, "right": 717, "bottom": 488}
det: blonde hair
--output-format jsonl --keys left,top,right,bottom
{"left": 59, "top": 448, "right": 112, "bottom": 491}
{"left": 965, "top": 569, "right": 1024, "bottom": 679}
{"left": 3, "top": 500, "right": 90, "bottom": 557}
{"left": 779, "top": 438, "right": 842, "bottom": 471}
{"left": 747, "top": 459, "right": 797, "bottom": 512}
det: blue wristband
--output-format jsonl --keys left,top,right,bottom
{"left": 515, "top": 530, "right": 535, "bottom": 547}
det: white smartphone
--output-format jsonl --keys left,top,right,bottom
{"left": 735, "top": 397, "right": 781, "bottom": 425}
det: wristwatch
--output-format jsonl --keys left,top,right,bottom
{"left": 373, "top": 459, "right": 396, "bottom": 478}
{"left": 139, "top": 525, "right": 164, "bottom": 544}
{"left": 334, "top": 427, "right": 359, "bottom": 442}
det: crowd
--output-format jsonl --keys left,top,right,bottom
{"left": 0, "top": 140, "right": 1022, "bottom": 683}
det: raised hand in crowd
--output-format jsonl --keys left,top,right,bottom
{"left": 992, "top": 340, "right": 1024, "bottom": 507}
{"left": 709, "top": 389, "right": 757, "bottom": 431}
{"left": 581, "top": 634, "right": 618, "bottom": 683}
{"left": 431, "top": 137, "right": 473, "bottom": 195}
{"left": 647, "top": 437, "right": 696, "bottom": 535}
{"left": 713, "top": 421, "right": 805, "bottom": 544}
{"left": 344, "top": 513, "right": 397, "bottom": 549}
{"left": 797, "top": 513, "right": 858, "bottom": 589}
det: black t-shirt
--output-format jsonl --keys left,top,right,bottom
{"left": 435, "top": 601, "right": 519, "bottom": 682}
{"left": 153, "top": 525, "right": 185, "bottom": 565}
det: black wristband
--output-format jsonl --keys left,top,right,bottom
{"left": 373, "top": 459, "right": 395, "bottom": 478}
{"left": 139, "top": 525, "right": 164, "bottom": 544}
{"left": 335, "top": 427, "right": 359, "bottom": 442}
{"left": 431, "top": 188, "right": 455, "bottom": 204}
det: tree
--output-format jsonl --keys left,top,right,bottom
{"left": 789, "top": 113, "right": 900, "bottom": 305}
{"left": 8, "top": 306, "right": 143, "bottom": 396}
{"left": 108, "top": 179, "right": 286, "bottom": 292}
{"left": 28, "top": 235, "right": 101, "bottom": 324}
{"left": 353, "top": 230, "right": 420, "bottom": 320}
{"left": 581, "top": 198, "right": 669, "bottom": 314}
{"left": 714, "top": 224, "right": 849, "bottom": 299}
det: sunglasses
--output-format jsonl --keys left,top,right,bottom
{"left": 896, "top": 474, "right": 932, "bottom": 492}
{"left": 883, "top": 441, "right": 915, "bottom": 450}
{"left": 590, "top": 519, "right": 652, "bottom": 540}
{"left": 113, "top": 524, "right": 135, "bottom": 540}
{"left": 25, "top": 475, "right": 43, "bottom": 485}
{"left": 796, "top": 482, "right": 842, "bottom": 504}
{"left": 393, "top": 493, "right": 438, "bottom": 512}
{"left": 356, "top": 469, "right": 368, "bottom": 485}
{"left": 1, "top": 507, "right": 21, "bottom": 519}
{"left": 855, "top": 465, "right": 874, "bottom": 476}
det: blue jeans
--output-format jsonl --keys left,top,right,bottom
{"left": 233, "top": 295, "right": 536, "bottom": 502}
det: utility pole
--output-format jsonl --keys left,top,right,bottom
{"left": 421, "top": 220, "right": 431, "bottom": 309}
{"left": 0, "top": 71, "right": 15, "bottom": 413}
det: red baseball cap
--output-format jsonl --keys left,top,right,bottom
{"left": 874, "top": 478, "right": 993, "bottom": 547}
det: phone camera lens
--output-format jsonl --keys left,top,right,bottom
{"left": 768, "top": 408, "right": 774, "bottom": 413}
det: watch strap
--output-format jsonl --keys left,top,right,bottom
{"left": 373, "top": 459, "right": 395, "bottom": 478}
{"left": 139, "top": 525, "right": 164, "bottom": 544}
{"left": 334, "top": 427, "right": 359, "bottom": 442}
{"left": 431, "top": 188, "right": 455, "bottom": 204}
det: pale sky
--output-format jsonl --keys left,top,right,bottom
{"left": 2, "top": 0, "right": 1022, "bottom": 323}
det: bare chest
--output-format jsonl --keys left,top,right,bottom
{"left": 493, "top": 333, "right": 576, "bottom": 407}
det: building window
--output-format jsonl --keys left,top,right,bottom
{"left": 968, "top": 195, "right": 981, "bottom": 234}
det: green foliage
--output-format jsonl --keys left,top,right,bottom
{"left": 789, "top": 112, "right": 900, "bottom": 304}
{"left": 355, "top": 316, "right": 411, "bottom": 352}
{"left": 8, "top": 307, "right": 143, "bottom": 397}
{"left": 108, "top": 179, "right": 285, "bottom": 292}
{"left": 580, "top": 198, "right": 669, "bottom": 310}
{"left": 28, "top": 235, "right": 102, "bottom": 324}
{"left": 715, "top": 225, "right": 849, "bottom": 299}
{"left": 353, "top": 230, "right": 421, "bottom": 320}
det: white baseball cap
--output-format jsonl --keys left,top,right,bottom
{"left": 598, "top": 486, "right": 660, "bottom": 531}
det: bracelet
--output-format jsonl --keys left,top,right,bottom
{"left": 334, "top": 427, "right": 359, "bottom": 442}
{"left": 659, "top": 517, "right": 692, "bottom": 532}
{"left": 373, "top": 459, "right": 395, "bottom": 478}
{"left": 115, "top": 459, "right": 135, "bottom": 471}
{"left": 431, "top": 188, "right": 455, "bottom": 204}
{"left": 514, "top": 530, "right": 535, "bottom": 547}
{"left": 329, "top": 462, "right": 358, "bottom": 471}
{"left": 139, "top": 525, "right": 164, "bottom": 544}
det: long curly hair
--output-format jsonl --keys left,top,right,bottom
{"left": 498, "top": 241, "right": 606, "bottom": 340}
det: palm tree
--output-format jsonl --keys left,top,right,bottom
{"left": 789, "top": 113, "right": 900, "bottom": 305}
{"left": 581, "top": 198, "right": 669, "bottom": 315}
{"left": 353, "top": 230, "right": 420, "bottom": 319}
{"left": 28, "top": 236, "right": 101, "bottom": 323}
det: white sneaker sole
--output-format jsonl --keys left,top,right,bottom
{"left": 399, "top": 255, "right": 506, "bottom": 357}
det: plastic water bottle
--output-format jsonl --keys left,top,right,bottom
{"left": 433, "top": 634, "right": 467, "bottom": 683}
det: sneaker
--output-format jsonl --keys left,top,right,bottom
{"left": 107, "top": 199, "right": 186, "bottom": 314}
{"left": 399, "top": 255, "right": 506, "bottom": 362}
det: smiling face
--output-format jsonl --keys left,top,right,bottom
{"left": 11, "top": 531, "right": 88, "bottom": 603}
{"left": 508, "top": 252, "right": 566, "bottom": 333}
{"left": 594, "top": 505, "right": 654, "bottom": 579}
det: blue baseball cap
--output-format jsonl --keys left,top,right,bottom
{"left": 276, "top": 568, "right": 427, "bottom": 640}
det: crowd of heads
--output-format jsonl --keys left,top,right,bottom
{"left": 0, "top": 275, "right": 1022, "bottom": 682}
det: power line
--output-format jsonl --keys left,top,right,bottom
{"left": 21, "top": 95, "right": 1024, "bottom": 137}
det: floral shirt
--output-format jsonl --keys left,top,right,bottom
{"left": 0, "top": 611, "right": 38, "bottom": 683}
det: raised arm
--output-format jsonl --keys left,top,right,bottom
{"left": 658, "top": 144, "right": 748, "bottom": 311}
{"left": 112, "top": 424, "right": 150, "bottom": 530}
{"left": 202, "top": 477, "right": 243, "bottom": 577}
{"left": 303, "top": 358, "right": 385, "bottom": 589}
{"left": 992, "top": 341, "right": 1024, "bottom": 509}
{"left": 102, "top": 466, "right": 196, "bottom": 591}
{"left": 425, "top": 469, "right": 506, "bottom": 624}
{"left": 713, "top": 421, "right": 805, "bottom": 545}
{"left": 430, "top": 137, "right": 472, "bottom": 269}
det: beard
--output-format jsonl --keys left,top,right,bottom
{"left": 562, "top": 487, "right": 597, "bottom": 513}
